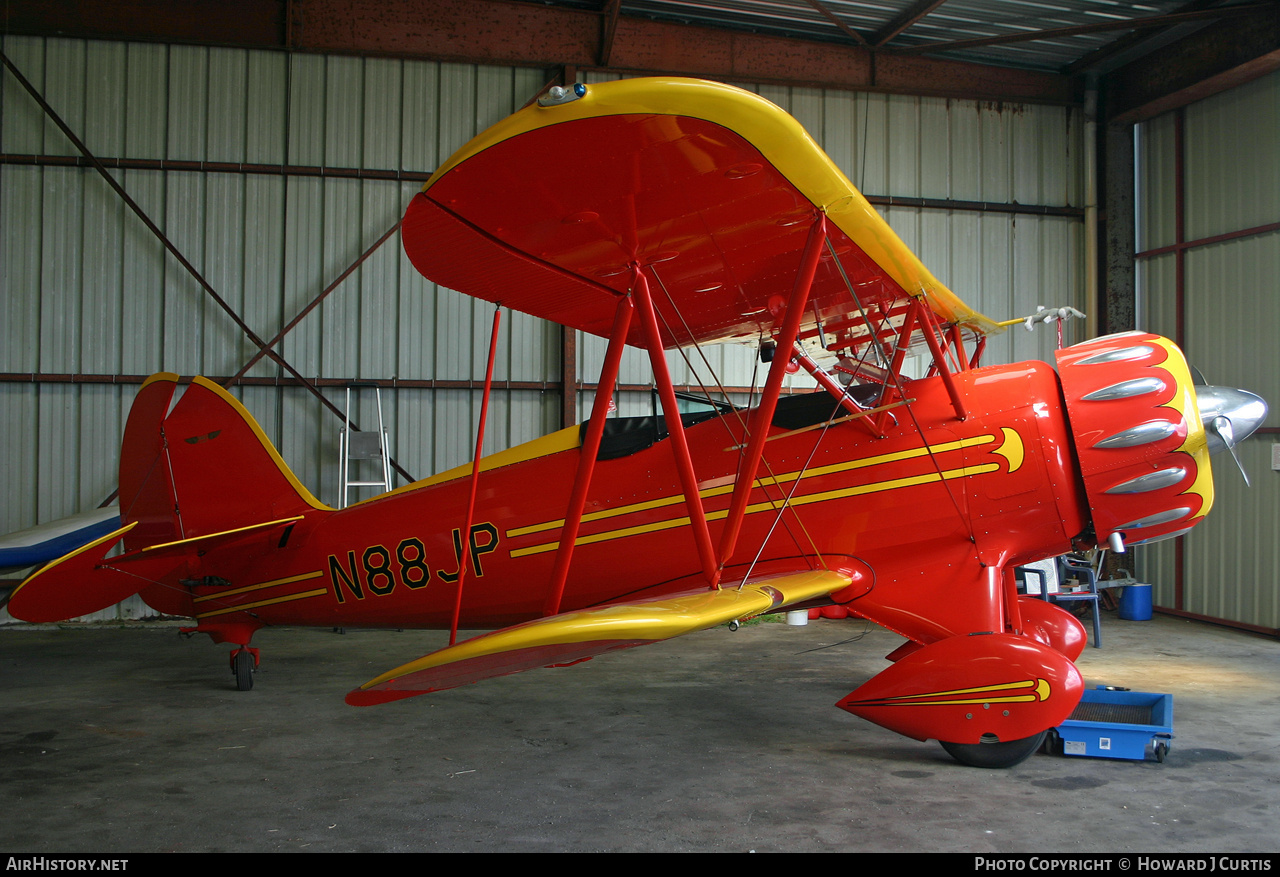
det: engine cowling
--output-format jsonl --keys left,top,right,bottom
{"left": 1058, "top": 332, "right": 1215, "bottom": 549}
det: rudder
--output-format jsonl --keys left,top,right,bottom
{"left": 119, "top": 374, "right": 328, "bottom": 550}
{"left": 118, "top": 373, "right": 182, "bottom": 550}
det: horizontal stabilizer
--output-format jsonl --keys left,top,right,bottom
{"left": 7, "top": 516, "right": 303, "bottom": 623}
{"left": 7, "top": 523, "right": 140, "bottom": 622}
{"left": 347, "top": 568, "right": 850, "bottom": 706}
{"left": 117, "top": 516, "right": 304, "bottom": 563}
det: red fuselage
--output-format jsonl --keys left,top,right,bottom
{"left": 147, "top": 359, "right": 1086, "bottom": 648}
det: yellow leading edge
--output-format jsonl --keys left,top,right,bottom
{"left": 352, "top": 568, "right": 851, "bottom": 698}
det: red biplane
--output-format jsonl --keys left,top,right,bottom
{"left": 9, "top": 78, "right": 1266, "bottom": 767}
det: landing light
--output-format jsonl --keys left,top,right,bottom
{"left": 538, "top": 83, "right": 587, "bottom": 107}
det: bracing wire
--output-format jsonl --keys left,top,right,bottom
{"left": 647, "top": 265, "right": 827, "bottom": 567}
{"left": 740, "top": 400, "right": 845, "bottom": 588}
{"left": 823, "top": 247, "right": 975, "bottom": 541}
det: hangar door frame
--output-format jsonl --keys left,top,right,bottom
{"left": 1134, "top": 69, "right": 1280, "bottom": 635}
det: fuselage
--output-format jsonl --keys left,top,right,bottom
{"left": 150, "top": 359, "right": 1090, "bottom": 646}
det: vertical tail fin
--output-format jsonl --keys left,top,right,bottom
{"left": 118, "top": 373, "right": 182, "bottom": 549}
{"left": 119, "top": 374, "right": 329, "bottom": 551}
{"left": 10, "top": 375, "right": 326, "bottom": 623}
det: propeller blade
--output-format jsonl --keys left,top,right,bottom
{"left": 1227, "top": 442, "right": 1250, "bottom": 488}
{"left": 1211, "top": 413, "right": 1236, "bottom": 450}
{"left": 1210, "top": 415, "right": 1251, "bottom": 486}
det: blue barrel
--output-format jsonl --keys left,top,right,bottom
{"left": 1119, "top": 584, "right": 1153, "bottom": 621}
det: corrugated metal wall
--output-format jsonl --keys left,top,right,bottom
{"left": 1, "top": 38, "right": 558, "bottom": 534}
{"left": 1, "top": 36, "right": 1084, "bottom": 620}
{"left": 1134, "top": 70, "right": 1280, "bottom": 630}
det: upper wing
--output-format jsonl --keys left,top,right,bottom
{"left": 401, "top": 77, "right": 999, "bottom": 353}
{"left": 346, "top": 567, "right": 850, "bottom": 706}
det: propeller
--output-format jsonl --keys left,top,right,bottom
{"left": 1196, "top": 385, "right": 1268, "bottom": 486}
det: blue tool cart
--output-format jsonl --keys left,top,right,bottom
{"left": 1048, "top": 687, "right": 1173, "bottom": 762}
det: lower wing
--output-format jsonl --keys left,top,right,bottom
{"left": 346, "top": 567, "right": 850, "bottom": 705}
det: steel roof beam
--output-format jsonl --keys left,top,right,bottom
{"left": 1063, "top": 0, "right": 1224, "bottom": 76}
{"left": 598, "top": 0, "right": 624, "bottom": 66}
{"left": 869, "top": 0, "right": 949, "bottom": 48}
{"left": 3, "top": 0, "right": 1079, "bottom": 105}
{"left": 0, "top": 0, "right": 286, "bottom": 46}
{"left": 1104, "top": 4, "right": 1280, "bottom": 123}
{"left": 801, "top": 0, "right": 871, "bottom": 49}
{"left": 894, "top": 3, "right": 1275, "bottom": 55}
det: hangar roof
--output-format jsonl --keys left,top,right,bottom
{"left": 539, "top": 0, "right": 1265, "bottom": 74}
{"left": 3, "top": 0, "right": 1277, "bottom": 116}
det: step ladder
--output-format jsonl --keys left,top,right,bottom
{"left": 338, "top": 382, "right": 392, "bottom": 509}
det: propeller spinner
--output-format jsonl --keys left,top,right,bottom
{"left": 1197, "top": 385, "right": 1268, "bottom": 486}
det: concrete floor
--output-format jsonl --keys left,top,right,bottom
{"left": 2, "top": 610, "right": 1278, "bottom": 853}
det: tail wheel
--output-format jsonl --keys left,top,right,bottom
{"left": 233, "top": 649, "right": 255, "bottom": 692}
{"left": 940, "top": 731, "right": 1047, "bottom": 768}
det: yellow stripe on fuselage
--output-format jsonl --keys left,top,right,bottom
{"left": 510, "top": 462, "right": 999, "bottom": 558}
{"left": 195, "top": 587, "right": 329, "bottom": 619}
{"left": 876, "top": 678, "right": 1043, "bottom": 701}
{"left": 506, "top": 433, "right": 998, "bottom": 541}
{"left": 192, "top": 571, "right": 323, "bottom": 604}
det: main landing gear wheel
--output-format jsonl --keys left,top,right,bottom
{"left": 941, "top": 731, "right": 1048, "bottom": 768}
{"left": 232, "top": 649, "right": 255, "bottom": 692}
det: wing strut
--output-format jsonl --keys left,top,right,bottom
{"left": 633, "top": 265, "right": 721, "bottom": 587}
{"left": 717, "top": 214, "right": 827, "bottom": 569}
{"left": 449, "top": 305, "right": 503, "bottom": 645}
{"left": 793, "top": 346, "right": 868, "bottom": 418}
{"left": 542, "top": 296, "right": 634, "bottom": 617}
{"left": 870, "top": 297, "right": 923, "bottom": 436}
{"left": 918, "top": 303, "right": 967, "bottom": 421}
{"left": 947, "top": 325, "right": 971, "bottom": 372}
